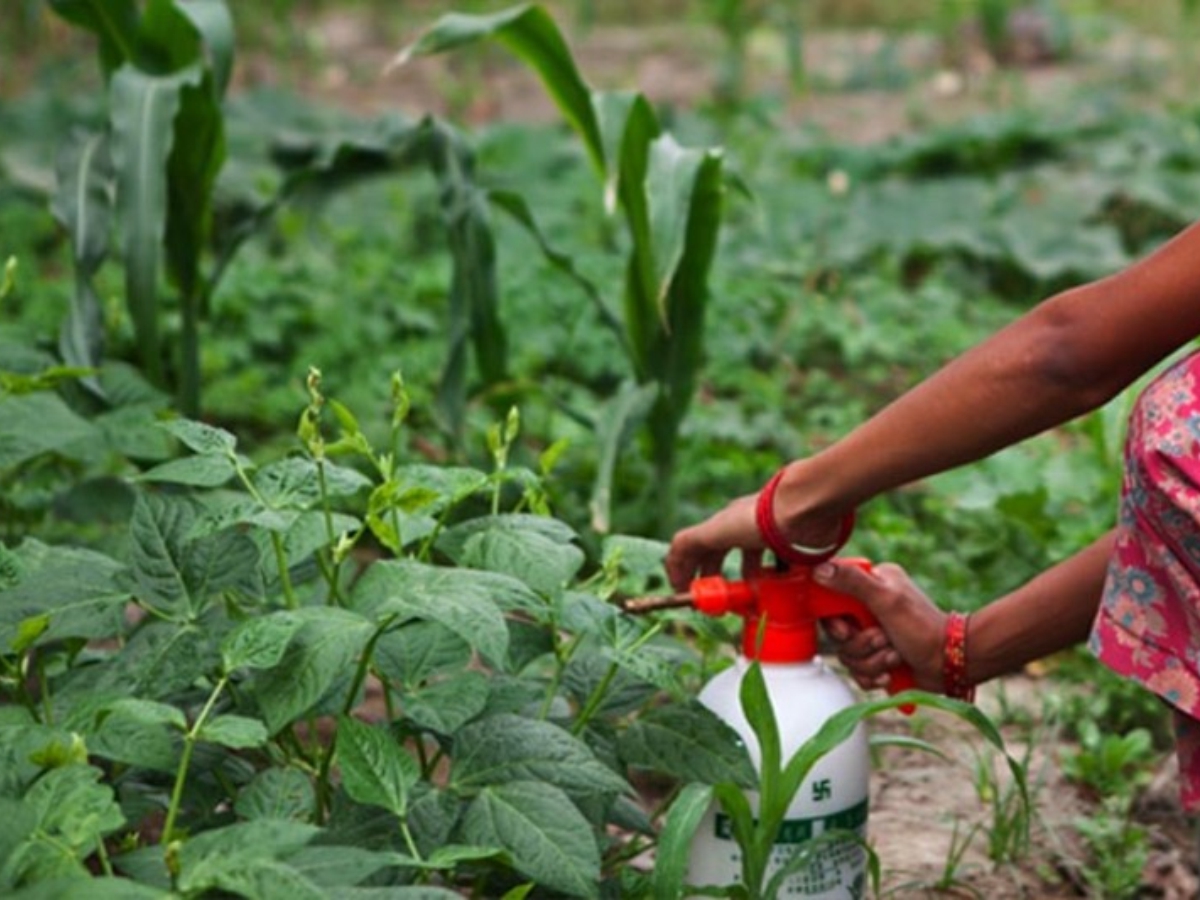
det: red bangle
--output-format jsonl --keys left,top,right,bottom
{"left": 754, "top": 468, "right": 855, "bottom": 567}
{"left": 943, "top": 612, "right": 975, "bottom": 702}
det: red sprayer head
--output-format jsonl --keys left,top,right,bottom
{"left": 623, "top": 558, "right": 916, "bottom": 708}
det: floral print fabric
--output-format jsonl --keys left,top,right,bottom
{"left": 1090, "top": 350, "right": 1200, "bottom": 810}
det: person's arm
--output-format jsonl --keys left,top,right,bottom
{"left": 781, "top": 220, "right": 1200, "bottom": 528}
{"left": 668, "top": 220, "right": 1200, "bottom": 590}
{"left": 822, "top": 531, "right": 1114, "bottom": 691}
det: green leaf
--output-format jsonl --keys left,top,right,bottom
{"left": 137, "top": 454, "right": 237, "bottom": 487}
{"left": 351, "top": 560, "right": 521, "bottom": 666}
{"left": 403, "top": 670, "right": 489, "bottom": 736}
{"left": 461, "top": 781, "right": 601, "bottom": 899}
{"left": 127, "top": 491, "right": 194, "bottom": 613}
{"left": 653, "top": 782, "right": 713, "bottom": 900}
{"left": 222, "top": 611, "right": 306, "bottom": 672}
{"left": 0, "top": 394, "right": 102, "bottom": 470}
{"left": 161, "top": 417, "right": 237, "bottom": 455}
{"left": 174, "top": 0, "right": 235, "bottom": 96}
{"left": 0, "top": 540, "right": 128, "bottom": 650}
{"left": 337, "top": 716, "right": 421, "bottom": 817}
{"left": 14, "top": 764, "right": 125, "bottom": 880}
{"left": 110, "top": 64, "right": 203, "bottom": 387}
{"left": 9, "top": 878, "right": 170, "bottom": 900}
{"left": 618, "top": 701, "right": 755, "bottom": 788}
{"left": 487, "top": 187, "right": 622, "bottom": 341}
{"left": 452, "top": 521, "right": 584, "bottom": 598}
{"left": 52, "top": 129, "right": 112, "bottom": 395}
{"left": 253, "top": 608, "right": 374, "bottom": 734}
{"left": 199, "top": 714, "right": 269, "bottom": 749}
{"left": 589, "top": 381, "right": 656, "bottom": 533}
{"left": 284, "top": 844, "right": 404, "bottom": 889}
{"left": 176, "top": 819, "right": 320, "bottom": 870}
{"left": 373, "top": 621, "right": 471, "bottom": 689}
{"left": 234, "top": 767, "right": 314, "bottom": 822}
{"left": 396, "top": 5, "right": 602, "bottom": 171}
{"left": 48, "top": 0, "right": 139, "bottom": 74}
{"left": 451, "top": 713, "right": 628, "bottom": 798}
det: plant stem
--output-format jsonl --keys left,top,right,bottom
{"left": 162, "top": 676, "right": 228, "bottom": 847}
{"left": 570, "top": 661, "right": 618, "bottom": 736}
{"left": 314, "top": 620, "right": 393, "bottom": 820}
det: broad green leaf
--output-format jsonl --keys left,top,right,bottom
{"left": 618, "top": 702, "right": 755, "bottom": 788}
{"left": 336, "top": 716, "right": 420, "bottom": 817}
{"left": 451, "top": 713, "right": 628, "bottom": 798}
{"left": 222, "top": 611, "right": 306, "bottom": 672}
{"left": 87, "top": 701, "right": 180, "bottom": 772}
{"left": 9, "top": 878, "right": 170, "bottom": 900}
{"left": 338, "top": 889, "right": 467, "bottom": 899}
{"left": 254, "top": 457, "right": 370, "bottom": 508}
{"left": 285, "top": 844, "right": 404, "bottom": 889}
{"left": 234, "top": 767, "right": 314, "bottom": 822}
{"left": 198, "top": 714, "right": 268, "bottom": 749}
{"left": 177, "top": 819, "right": 320, "bottom": 870}
{"left": 653, "top": 782, "right": 713, "bottom": 900}
{"left": 253, "top": 608, "right": 374, "bottom": 734}
{"left": 136, "top": 453, "right": 237, "bottom": 487}
{"left": 101, "top": 697, "right": 186, "bottom": 731}
{"left": 180, "top": 857, "right": 326, "bottom": 900}
{"left": 455, "top": 525, "right": 584, "bottom": 598}
{"left": 282, "top": 510, "right": 362, "bottom": 566}
{"left": 110, "top": 64, "right": 203, "bottom": 387}
{"left": 17, "top": 764, "right": 125, "bottom": 876}
{"left": 396, "top": 5, "right": 602, "bottom": 171}
{"left": 373, "top": 621, "right": 471, "bottom": 689}
{"left": 0, "top": 539, "right": 128, "bottom": 650}
{"left": 351, "top": 560, "right": 520, "bottom": 666}
{"left": 161, "top": 418, "right": 237, "bottom": 455}
{"left": 461, "top": 781, "right": 601, "bottom": 899}
{"left": 589, "top": 381, "right": 656, "bottom": 532}
{"left": 0, "top": 394, "right": 102, "bottom": 470}
{"left": 403, "top": 670, "right": 489, "bottom": 735}
{"left": 82, "top": 620, "right": 212, "bottom": 701}
{"left": 127, "top": 491, "right": 194, "bottom": 613}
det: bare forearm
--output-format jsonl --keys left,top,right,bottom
{"left": 966, "top": 530, "right": 1114, "bottom": 684}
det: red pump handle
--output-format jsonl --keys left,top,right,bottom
{"left": 689, "top": 559, "right": 916, "bottom": 713}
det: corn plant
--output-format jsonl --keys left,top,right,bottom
{"left": 48, "top": 2, "right": 509, "bottom": 436}
{"left": 49, "top": 0, "right": 234, "bottom": 416}
{"left": 651, "top": 667, "right": 1026, "bottom": 899}
{"left": 395, "top": 3, "right": 727, "bottom": 535}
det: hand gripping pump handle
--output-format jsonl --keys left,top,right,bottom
{"left": 624, "top": 559, "right": 917, "bottom": 711}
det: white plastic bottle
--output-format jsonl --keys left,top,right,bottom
{"left": 679, "top": 562, "right": 909, "bottom": 898}
{"left": 686, "top": 657, "right": 869, "bottom": 899}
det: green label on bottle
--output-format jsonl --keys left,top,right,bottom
{"left": 713, "top": 799, "right": 868, "bottom": 844}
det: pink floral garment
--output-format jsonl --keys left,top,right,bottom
{"left": 1090, "top": 349, "right": 1200, "bottom": 810}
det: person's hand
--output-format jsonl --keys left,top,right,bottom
{"left": 816, "top": 560, "right": 946, "bottom": 692}
{"left": 665, "top": 493, "right": 763, "bottom": 592}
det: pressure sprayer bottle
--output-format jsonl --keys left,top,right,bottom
{"left": 626, "top": 560, "right": 914, "bottom": 898}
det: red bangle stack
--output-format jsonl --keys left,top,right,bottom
{"left": 754, "top": 468, "right": 855, "bottom": 567}
{"left": 943, "top": 612, "right": 975, "bottom": 702}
